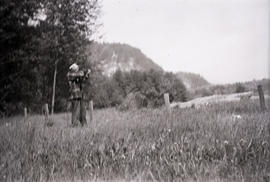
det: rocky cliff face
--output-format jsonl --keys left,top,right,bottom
{"left": 89, "top": 42, "right": 163, "bottom": 76}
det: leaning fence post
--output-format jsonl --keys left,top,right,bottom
{"left": 89, "top": 100, "right": 93, "bottom": 122}
{"left": 257, "top": 85, "right": 266, "bottom": 111}
{"left": 24, "top": 107, "right": 27, "bottom": 118}
{"left": 164, "top": 93, "right": 171, "bottom": 111}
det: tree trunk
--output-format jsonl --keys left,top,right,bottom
{"left": 51, "top": 61, "right": 58, "bottom": 115}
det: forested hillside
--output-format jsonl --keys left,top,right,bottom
{"left": 176, "top": 71, "right": 210, "bottom": 90}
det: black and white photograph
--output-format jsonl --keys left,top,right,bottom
{"left": 0, "top": 0, "right": 269, "bottom": 181}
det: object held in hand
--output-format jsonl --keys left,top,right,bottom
{"left": 85, "top": 69, "right": 91, "bottom": 78}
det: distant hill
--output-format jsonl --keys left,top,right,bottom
{"left": 88, "top": 42, "right": 211, "bottom": 91}
{"left": 89, "top": 42, "right": 163, "bottom": 76}
{"left": 176, "top": 71, "right": 210, "bottom": 90}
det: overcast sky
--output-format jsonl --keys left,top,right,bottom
{"left": 98, "top": 0, "right": 269, "bottom": 84}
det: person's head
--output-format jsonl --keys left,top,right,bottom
{"left": 69, "top": 63, "right": 79, "bottom": 72}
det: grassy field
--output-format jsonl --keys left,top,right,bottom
{"left": 171, "top": 91, "right": 270, "bottom": 109}
{"left": 0, "top": 99, "right": 270, "bottom": 181}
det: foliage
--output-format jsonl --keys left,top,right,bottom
{"left": 176, "top": 71, "right": 210, "bottom": 90}
{"left": 0, "top": 0, "right": 101, "bottom": 116}
{"left": 92, "top": 76, "right": 124, "bottom": 108}
{"left": 92, "top": 70, "right": 187, "bottom": 109}
{"left": 235, "top": 82, "right": 246, "bottom": 93}
{"left": 0, "top": 99, "right": 269, "bottom": 181}
{"left": 0, "top": 0, "right": 42, "bottom": 116}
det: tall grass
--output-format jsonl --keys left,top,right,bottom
{"left": 0, "top": 99, "right": 269, "bottom": 181}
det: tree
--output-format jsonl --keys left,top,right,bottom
{"left": 140, "top": 70, "right": 187, "bottom": 107}
{"left": 37, "top": 0, "right": 100, "bottom": 114}
{"left": 0, "top": 0, "right": 101, "bottom": 116}
{"left": 0, "top": 0, "right": 43, "bottom": 116}
{"left": 235, "top": 82, "right": 246, "bottom": 93}
{"left": 112, "top": 69, "right": 128, "bottom": 96}
{"left": 111, "top": 70, "right": 187, "bottom": 109}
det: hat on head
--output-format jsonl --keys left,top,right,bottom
{"left": 69, "top": 63, "right": 79, "bottom": 72}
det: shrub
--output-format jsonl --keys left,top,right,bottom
{"left": 235, "top": 82, "right": 246, "bottom": 93}
{"left": 90, "top": 70, "right": 188, "bottom": 109}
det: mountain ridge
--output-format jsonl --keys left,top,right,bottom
{"left": 89, "top": 42, "right": 210, "bottom": 90}
{"left": 90, "top": 42, "right": 163, "bottom": 76}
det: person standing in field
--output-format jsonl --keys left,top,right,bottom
{"left": 67, "top": 63, "right": 91, "bottom": 126}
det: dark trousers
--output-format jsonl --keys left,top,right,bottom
{"left": 71, "top": 99, "right": 87, "bottom": 126}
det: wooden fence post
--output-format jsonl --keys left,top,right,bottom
{"left": 44, "top": 103, "right": 49, "bottom": 119}
{"left": 257, "top": 85, "right": 266, "bottom": 111}
{"left": 24, "top": 107, "right": 27, "bottom": 118}
{"left": 89, "top": 100, "right": 93, "bottom": 122}
{"left": 164, "top": 93, "right": 170, "bottom": 111}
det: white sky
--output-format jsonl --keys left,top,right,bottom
{"left": 98, "top": 0, "right": 269, "bottom": 84}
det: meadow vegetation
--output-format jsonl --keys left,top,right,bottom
{"left": 0, "top": 99, "right": 270, "bottom": 181}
